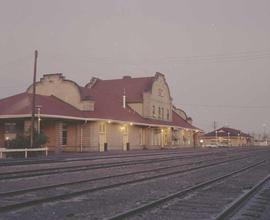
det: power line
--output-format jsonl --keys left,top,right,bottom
{"left": 40, "top": 49, "right": 270, "bottom": 65}
{"left": 179, "top": 103, "right": 270, "bottom": 109}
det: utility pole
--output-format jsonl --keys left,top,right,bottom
{"left": 30, "top": 50, "right": 38, "bottom": 148}
{"left": 213, "top": 121, "right": 217, "bottom": 130}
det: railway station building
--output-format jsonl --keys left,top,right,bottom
{"left": 200, "top": 127, "right": 253, "bottom": 147}
{"left": 0, "top": 72, "right": 201, "bottom": 152}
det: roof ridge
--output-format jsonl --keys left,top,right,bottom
{"left": 98, "top": 76, "right": 155, "bottom": 82}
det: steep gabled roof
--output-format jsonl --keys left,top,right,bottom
{"left": 0, "top": 93, "right": 82, "bottom": 118}
{"left": 0, "top": 73, "right": 201, "bottom": 130}
{"left": 85, "top": 76, "right": 155, "bottom": 102}
{"left": 0, "top": 92, "right": 199, "bottom": 130}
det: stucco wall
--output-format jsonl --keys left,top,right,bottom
{"left": 27, "top": 74, "right": 94, "bottom": 111}
{"left": 143, "top": 75, "right": 172, "bottom": 121}
{"left": 128, "top": 103, "right": 143, "bottom": 116}
{"left": 128, "top": 125, "right": 142, "bottom": 150}
{"left": 106, "top": 123, "right": 123, "bottom": 150}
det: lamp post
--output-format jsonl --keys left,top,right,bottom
{"left": 30, "top": 50, "right": 38, "bottom": 148}
{"left": 215, "top": 130, "right": 218, "bottom": 146}
{"left": 228, "top": 132, "right": 230, "bottom": 146}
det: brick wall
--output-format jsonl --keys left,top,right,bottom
{"left": 0, "top": 122, "right": 4, "bottom": 147}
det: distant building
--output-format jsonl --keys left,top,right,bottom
{"left": 200, "top": 127, "right": 253, "bottom": 147}
{"left": 0, "top": 72, "right": 201, "bottom": 152}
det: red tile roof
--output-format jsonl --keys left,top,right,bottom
{"left": 0, "top": 75, "right": 200, "bottom": 130}
{"left": 85, "top": 76, "right": 155, "bottom": 102}
{"left": 0, "top": 93, "right": 82, "bottom": 118}
{"left": 203, "top": 127, "right": 252, "bottom": 138}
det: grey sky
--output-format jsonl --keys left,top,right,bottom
{"left": 0, "top": 0, "right": 269, "bottom": 134}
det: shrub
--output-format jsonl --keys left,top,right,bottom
{"left": 8, "top": 131, "right": 48, "bottom": 149}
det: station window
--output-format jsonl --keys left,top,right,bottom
{"left": 4, "top": 122, "right": 16, "bottom": 134}
{"left": 167, "top": 109, "right": 170, "bottom": 120}
{"left": 62, "top": 124, "right": 68, "bottom": 146}
{"left": 152, "top": 105, "right": 156, "bottom": 118}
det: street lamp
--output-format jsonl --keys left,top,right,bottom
{"left": 228, "top": 132, "right": 230, "bottom": 146}
{"left": 200, "top": 139, "right": 204, "bottom": 147}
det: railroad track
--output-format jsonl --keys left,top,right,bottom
{"left": 1, "top": 148, "right": 266, "bottom": 181}
{"left": 0, "top": 155, "right": 256, "bottom": 213}
{"left": 0, "top": 149, "right": 191, "bottom": 167}
{"left": 215, "top": 174, "right": 270, "bottom": 220}
{"left": 106, "top": 160, "right": 266, "bottom": 220}
{"left": 0, "top": 147, "right": 264, "bottom": 167}
{"left": 0, "top": 155, "right": 246, "bottom": 196}
{"left": 0, "top": 151, "right": 240, "bottom": 180}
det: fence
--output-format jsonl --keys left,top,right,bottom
{"left": 0, "top": 147, "right": 48, "bottom": 159}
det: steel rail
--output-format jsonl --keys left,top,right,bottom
{"left": 0, "top": 156, "right": 256, "bottom": 213}
{"left": 0, "top": 147, "right": 264, "bottom": 167}
{"left": 0, "top": 155, "right": 240, "bottom": 197}
{"left": 106, "top": 160, "right": 266, "bottom": 220}
{"left": 0, "top": 149, "right": 196, "bottom": 166}
{"left": 215, "top": 174, "right": 270, "bottom": 220}
{"left": 0, "top": 148, "right": 219, "bottom": 167}
{"left": 0, "top": 151, "right": 235, "bottom": 180}
{"left": 1, "top": 148, "right": 263, "bottom": 180}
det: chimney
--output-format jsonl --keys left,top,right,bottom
{"left": 123, "top": 75, "right": 132, "bottom": 80}
{"left": 123, "top": 88, "right": 126, "bottom": 108}
{"left": 187, "top": 117, "right": 193, "bottom": 125}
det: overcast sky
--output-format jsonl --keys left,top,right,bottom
{"left": 0, "top": 0, "right": 269, "bottom": 134}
